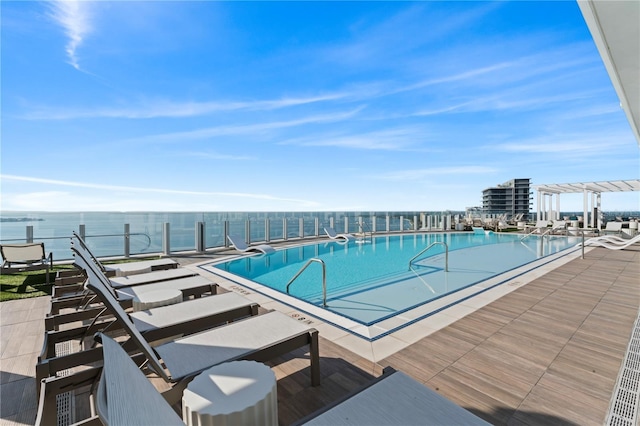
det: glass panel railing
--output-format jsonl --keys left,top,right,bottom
{"left": 206, "top": 220, "right": 225, "bottom": 249}
{"left": 269, "top": 219, "right": 284, "bottom": 241}
{"left": 285, "top": 217, "right": 300, "bottom": 239}
{"left": 248, "top": 219, "right": 266, "bottom": 243}
{"left": 1, "top": 210, "right": 475, "bottom": 261}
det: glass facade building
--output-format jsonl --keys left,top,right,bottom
{"left": 482, "top": 178, "right": 532, "bottom": 220}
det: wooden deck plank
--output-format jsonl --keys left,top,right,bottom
{"left": 543, "top": 362, "right": 617, "bottom": 401}
{"left": 515, "top": 381, "right": 610, "bottom": 425}
{"left": 425, "top": 369, "right": 518, "bottom": 425}
{"left": 454, "top": 343, "right": 547, "bottom": 386}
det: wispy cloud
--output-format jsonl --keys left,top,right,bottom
{"left": 413, "top": 91, "right": 598, "bottom": 117}
{"left": 0, "top": 174, "right": 318, "bottom": 206}
{"left": 47, "top": 0, "right": 93, "bottom": 70}
{"left": 493, "top": 132, "right": 634, "bottom": 155}
{"left": 323, "top": 2, "right": 500, "bottom": 69}
{"left": 180, "top": 151, "right": 256, "bottom": 161}
{"left": 20, "top": 93, "right": 350, "bottom": 120}
{"left": 373, "top": 166, "right": 498, "bottom": 181}
{"left": 279, "top": 126, "right": 437, "bottom": 151}
{"left": 120, "top": 107, "right": 365, "bottom": 144}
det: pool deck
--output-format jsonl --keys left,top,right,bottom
{"left": 1, "top": 241, "right": 638, "bottom": 425}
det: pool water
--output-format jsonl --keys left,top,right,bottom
{"left": 207, "top": 232, "right": 581, "bottom": 327}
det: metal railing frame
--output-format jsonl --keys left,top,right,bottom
{"left": 285, "top": 258, "right": 327, "bottom": 307}
{"left": 409, "top": 241, "right": 449, "bottom": 272}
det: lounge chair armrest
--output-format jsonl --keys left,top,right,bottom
{"left": 35, "top": 366, "right": 103, "bottom": 425}
{"left": 39, "top": 319, "right": 120, "bottom": 363}
{"left": 44, "top": 307, "right": 109, "bottom": 331}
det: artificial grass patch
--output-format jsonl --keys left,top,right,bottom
{"left": 0, "top": 257, "right": 169, "bottom": 302}
{"left": 0, "top": 265, "right": 75, "bottom": 302}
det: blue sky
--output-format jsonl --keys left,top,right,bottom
{"left": 1, "top": 1, "right": 638, "bottom": 212}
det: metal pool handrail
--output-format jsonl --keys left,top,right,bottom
{"left": 409, "top": 241, "right": 448, "bottom": 272}
{"left": 286, "top": 258, "right": 327, "bottom": 307}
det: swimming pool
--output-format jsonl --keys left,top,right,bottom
{"left": 202, "top": 232, "right": 581, "bottom": 340}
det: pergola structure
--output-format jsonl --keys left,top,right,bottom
{"left": 532, "top": 179, "right": 640, "bottom": 228}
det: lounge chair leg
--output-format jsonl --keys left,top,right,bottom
{"left": 310, "top": 330, "right": 321, "bottom": 387}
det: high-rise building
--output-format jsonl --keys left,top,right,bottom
{"left": 482, "top": 178, "right": 532, "bottom": 220}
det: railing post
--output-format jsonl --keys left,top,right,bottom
{"left": 265, "top": 219, "right": 271, "bottom": 243}
{"left": 386, "top": 215, "right": 390, "bottom": 233}
{"left": 283, "top": 218, "right": 288, "bottom": 241}
{"left": 26, "top": 225, "right": 34, "bottom": 243}
{"left": 400, "top": 215, "right": 404, "bottom": 232}
{"left": 162, "top": 222, "right": 170, "bottom": 255}
{"left": 414, "top": 215, "right": 418, "bottom": 231}
{"left": 372, "top": 215, "right": 377, "bottom": 233}
{"left": 245, "top": 220, "right": 251, "bottom": 244}
{"left": 329, "top": 217, "right": 335, "bottom": 229}
{"left": 79, "top": 224, "right": 86, "bottom": 241}
{"left": 314, "top": 218, "right": 319, "bottom": 237}
{"left": 195, "top": 221, "right": 205, "bottom": 253}
{"left": 124, "top": 224, "right": 130, "bottom": 258}
{"left": 224, "top": 220, "right": 230, "bottom": 247}
{"left": 344, "top": 216, "right": 349, "bottom": 234}
{"left": 299, "top": 218, "right": 304, "bottom": 238}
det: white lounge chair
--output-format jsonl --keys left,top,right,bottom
{"left": 524, "top": 220, "right": 550, "bottom": 234}
{"left": 585, "top": 234, "right": 637, "bottom": 244}
{"left": 71, "top": 231, "right": 178, "bottom": 277}
{"left": 0, "top": 242, "right": 53, "bottom": 284}
{"left": 75, "top": 271, "right": 320, "bottom": 405}
{"left": 47, "top": 237, "right": 216, "bottom": 320}
{"left": 71, "top": 240, "right": 215, "bottom": 304}
{"left": 227, "top": 235, "right": 275, "bottom": 254}
{"left": 36, "top": 333, "right": 185, "bottom": 426}
{"left": 549, "top": 220, "right": 568, "bottom": 235}
{"left": 47, "top": 235, "right": 198, "bottom": 316}
{"left": 581, "top": 234, "right": 640, "bottom": 250}
{"left": 295, "top": 368, "right": 489, "bottom": 425}
{"left": 324, "top": 227, "right": 356, "bottom": 241}
{"left": 602, "top": 221, "right": 623, "bottom": 235}
{"left": 72, "top": 231, "right": 183, "bottom": 278}
{"left": 95, "top": 333, "right": 184, "bottom": 426}
{"left": 496, "top": 220, "right": 510, "bottom": 231}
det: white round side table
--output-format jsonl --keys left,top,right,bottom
{"left": 182, "top": 360, "right": 278, "bottom": 426}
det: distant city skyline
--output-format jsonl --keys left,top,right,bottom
{"left": 2, "top": 1, "right": 638, "bottom": 212}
